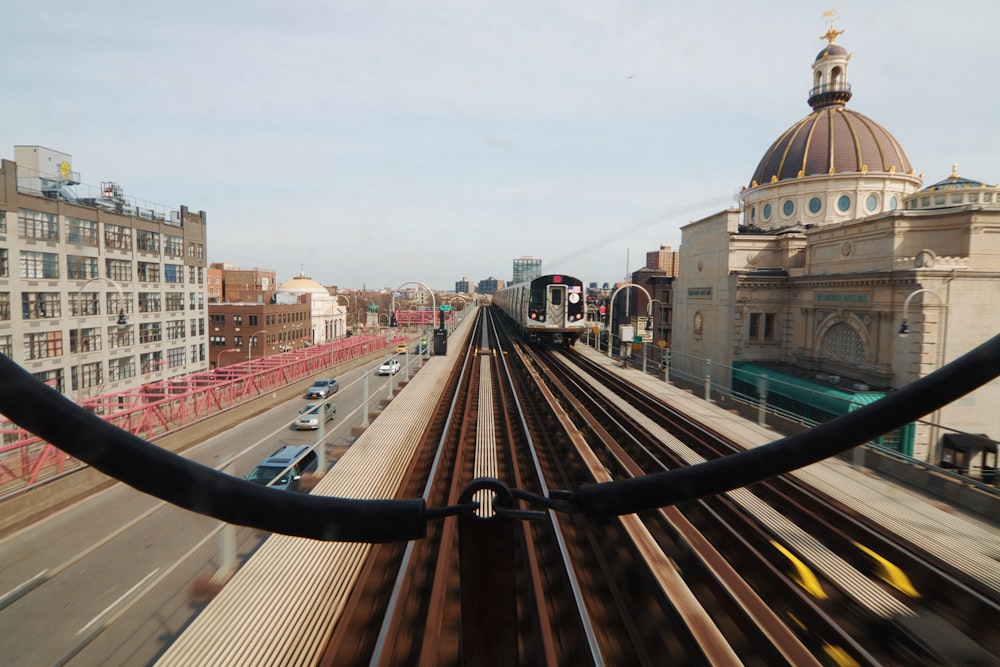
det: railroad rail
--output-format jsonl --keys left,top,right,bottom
{"left": 41, "top": 306, "right": 1000, "bottom": 665}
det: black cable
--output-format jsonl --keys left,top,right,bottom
{"left": 3, "top": 332, "right": 999, "bottom": 541}
{"left": 573, "top": 331, "right": 1000, "bottom": 517}
{"left": 0, "top": 354, "right": 425, "bottom": 543}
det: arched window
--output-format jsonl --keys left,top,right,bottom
{"left": 821, "top": 322, "right": 865, "bottom": 364}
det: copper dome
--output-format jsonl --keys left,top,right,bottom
{"left": 749, "top": 107, "right": 913, "bottom": 187}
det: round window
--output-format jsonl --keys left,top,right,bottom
{"left": 763, "top": 203, "right": 772, "bottom": 220}
{"left": 837, "top": 194, "right": 852, "bottom": 212}
{"left": 808, "top": 197, "right": 822, "bottom": 214}
{"left": 782, "top": 199, "right": 794, "bottom": 216}
{"left": 750, "top": 206, "right": 756, "bottom": 223}
{"left": 889, "top": 196, "right": 898, "bottom": 211}
{"left": 866, "top": 194, "right": 879, "bottom": 212}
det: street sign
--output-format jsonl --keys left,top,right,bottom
{"left": 440, "top": 305, "right": 452, "bottom": 311}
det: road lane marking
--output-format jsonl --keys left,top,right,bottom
{"left": 76, "top": 568, "right": 160, "bottom": 635}
{"left": 0, "top": 570, "right": 48, "bottom": 610}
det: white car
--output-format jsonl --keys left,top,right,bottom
{"left": 376, "top": 358, "right": 400, "bottom": 376}
{"left": 293, "top": 402, "right": 335, "bottom": 430}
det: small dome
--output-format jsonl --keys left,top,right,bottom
{"left": 278, "top": 271, "right": 327, "bottom": 294}
{"left": 749, "top": 107, "right": 912, "bottom": 187}
{"left": 815, "top": 43, "right": 848, "bottom": 61}
{"left": 922, "top": 165, "right": 995, "bottom": 192}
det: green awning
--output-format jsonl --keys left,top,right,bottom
{"left": 732, "top": 362, "right": 885, "bottom": 417}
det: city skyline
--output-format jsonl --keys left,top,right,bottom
{"left": 3, "top": 1, "right": 997, "bottom": 289}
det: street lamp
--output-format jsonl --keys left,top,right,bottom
{"left": 247, "top": 330, "right": 268, "bottom": 361}
{"left": 74, "top": 277, "right": 128, "bottom": 403}
{"left": 898, "top": 287, "right": 948, "bottom": 462}
{"left": 607, "top": 283, "right": 652, "bottom": 359}
{"left": 216, "top": 347, "right": 240, "bottom": 369}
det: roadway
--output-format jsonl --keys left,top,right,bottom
{"left": 0, "top": 348, "right": 420, "bottom": 666}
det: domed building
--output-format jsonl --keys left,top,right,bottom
{"left": 276, "top": 270, "right": 348, "bottom": 345}
{"left": 742, "top": 26, "right": 921, "bottom": 232}
{"left": 672, "top": 23, "right": 1000, "bottom": 465}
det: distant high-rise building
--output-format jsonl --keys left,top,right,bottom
{"left": 512, "top": 256, "right": 542, "bottom": 284}
{"left": 646, "top": 245, "right": 679, "bottom": 277}
{"left": 455, "top": 277, "right": 470, "bottom": 294}
{"left": 477, "top": 277, "right": 503, "bottom": 295}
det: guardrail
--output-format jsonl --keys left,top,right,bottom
{"left": 0, "top": 336, "right": 400, "bottom": 494}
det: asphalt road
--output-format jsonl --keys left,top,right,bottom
{"left": 0, "top": 351, "right": 418, "bottom": 666}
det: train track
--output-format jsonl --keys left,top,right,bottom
{"left": 163, "top": 306, "right": 1000, "bottom": 665}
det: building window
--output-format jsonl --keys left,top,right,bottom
{"left": 70, "top": 327, "right": 101, "bottom": 353}
{"left": 248, "top": 315, "right": 258, "bottom": 326}
{"left": 782, "top": 199, "right": 794, "bottom": 216}
{"left": 18, "top": 209, "right": 59, "bottom": 241}
{"left": 104, "top": 224, "right": 132, "bottom": 250}
{"left": 0, "top": 334, "right": 11, "bottom": 357}
{"left": 136, "top": 230, "right": 161, "bottom": 253}
{"left": 808, "top": 197, "right": 822, "bottom": 214}
{"left": 67, "top": 218, "right": 99, "bottom": 246}
{"left": 108, "top": 324, "right": 134, "bottom": 349}
{"left": 106, "top": 258, "right": 132, "bottom": 282}
{"left": 69, "top": 292, "right": 100, "bottom": 317}
{"left": 164, "top": 264, "right": 184, "bottom": 283}
{"left": 164, "top": 235, "right": 183, "bottom": 257}
{"left": 210, "top": 314, "right": 226, "bottom": 326}
{"left": 139, "top": 322, "right": 162, "bottom": 344}
{"left": 0, "top": 248, "right": 7, "bottom": 277}
{"left": 749, "top": 207, "right": 756, "bottom": 223}
{"left": 22, "top": 292, "right": 61, "bottom": 319}
{"left": 762, "top": 203, "right": 772, "bottom": 220}
{"left": 166, "top": 320, "right": 186, "bottom": 340}
{"left": 109, "top": 356, "right": 137, "bottom": 382}
{"left": 167, "top": 347, "right": 186, "bottom": 368}
{"left": 233, "top": 315, "right": 243, "bottom": 327}
{"left": 20, "top": 250, "right": 60, "bottom": 279}
{"left": 138, "top": 292, "right": 162, "bottom": 313}
{"left": 107, "top": 291, "right": 134, "bottom": 316}
{"left": 0, "top": 293, "right": 9, "bottom": 321}
{"left": 72, "top": 361, "right": 103, "bottom": 392}
{"left": 209, "top": 335, "right": 226, "bottom": 346}
{"left": 889, "top": 196, "right": 899, "bottom": 211}
{"left": 165, "top": 292, "right": 185, "bottom": 312}
{"left": 837, "top": 194, "right": 852, "bottom": 212}
{"left": 748, "top": 312, "right": 776, "bottom": 341}
{"left": 24, "top": 331, "right": 63, "bottom": 360}
{"left": 32, "top": 368, "right": 64, "bottom": 392}
{"left": 140, "top": 352, "right": 163, "bottom": 375}
{"left": 820, "top": 322, "right": 865, "bottom": 364}
{"left": 67, "top": 255, "right": 99, "bottom": 280}
{"left": 137, "top": 261, "right": 160, "bottom": 282}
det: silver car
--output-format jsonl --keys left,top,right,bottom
{"left": 293, "top": 402, "right": 336, "bottom": 430}
{"left": 305, "top": 378, "right": 339, "bottom": 398}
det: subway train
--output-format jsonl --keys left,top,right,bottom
{"left": 492, "top": 274, "right": 587, "bottom": 347}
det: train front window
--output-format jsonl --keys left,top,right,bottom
{"left": 550, "top": 289, "right": 562, "bottom": 305}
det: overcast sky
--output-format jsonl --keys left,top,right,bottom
{"left": 3, "top": 1, "right": 998, "bottom": 290}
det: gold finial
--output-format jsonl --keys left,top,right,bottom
{"left": 950, "top": 163, "right": 960, "bottom": 179}
{"left": 821, "top": 8, "right": 843, "bottom": 44}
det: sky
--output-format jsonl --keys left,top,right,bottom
{"left": 3, "top": 1, "right": 998, "bottom": 291}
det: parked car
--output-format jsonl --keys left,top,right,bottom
{"left": 245, "top": 445, "right": 318, "bottom": 491}
{"left": 395, "top": 343, "right": 408, "bottom": 354}
{"left": 293, "top": 402, "right": 336, "bottom": 430}
{"left": 376, "top": 358, "right": 401, "bottom": 376}
{"left": 305, "top": 378, "right": 339, "bottom": 398}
